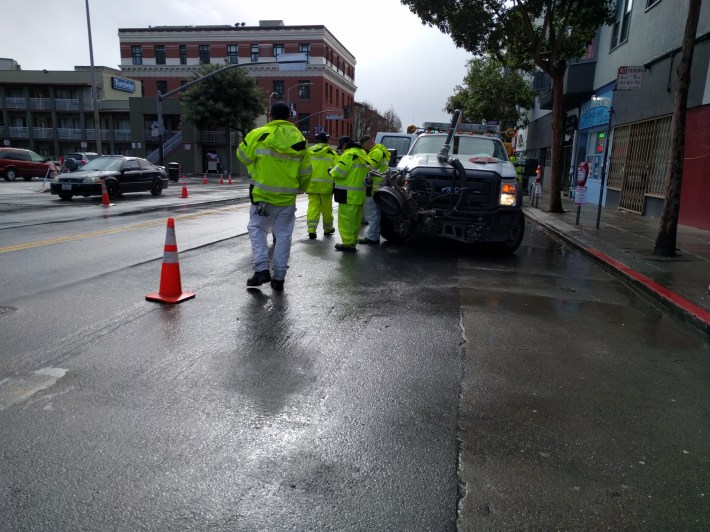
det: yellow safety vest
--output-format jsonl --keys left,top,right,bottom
{"left": 306, "top": 142, "right": 337, "bottom": 194}
{"left": 236, "top": 120, "right": 312, "bottom": 206}
{"left": 330, "top": 146, "right": 372, "bottom": 205}
{"left": 368, "top": 143, "right": 391, "bottom": 189}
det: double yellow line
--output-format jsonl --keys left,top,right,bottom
{"left": 0, "top": 206, "right": 244, "bottom": 254}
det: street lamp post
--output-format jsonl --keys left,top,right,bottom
{"left": 285, "top": 82, "right": 312, "bottom": 118}
{"left": 84, "top": 0, "right": 102, "bottom": 155}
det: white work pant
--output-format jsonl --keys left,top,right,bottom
{"left": 247, "top": 203, "right": 296, "bottom": 281}
{"left": 362, "top": 196, "right": 381, "bottom": 241}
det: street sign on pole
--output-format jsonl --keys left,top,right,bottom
{"left": 617, "top": 66, "right": 644, "bottom": 91}
{"left": 325, "top": 114, "right": 343, "bottom": 120}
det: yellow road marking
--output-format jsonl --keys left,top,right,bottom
{"left": 0, "top": 206, "right": 246, "bottom": 254}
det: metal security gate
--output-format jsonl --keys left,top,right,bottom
{"left": 607, "top": 115, "right": 672, "bottom": 214}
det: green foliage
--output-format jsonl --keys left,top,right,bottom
{"left": 180, "top": 64, "right": 264, "bottom": 136}
{"left": 445, "top": 56, "right": 535, "bottom": 128}
{"left": 401, "top": 0, "right": 616, "bottom": 75}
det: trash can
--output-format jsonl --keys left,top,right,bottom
{"left": 167, "top": 162, "right": 180, "bottom": 182}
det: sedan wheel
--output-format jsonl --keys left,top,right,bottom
{"left": 150, "top": 178, "right": 163, "bottom": 196}
{"left": 105, "top": 180, "right": 119, "bottom": 199}
{"left": 5, "top": 169, "right": 17, "bottom": 181}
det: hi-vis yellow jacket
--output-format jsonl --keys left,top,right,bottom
{"left": 236, "top": 119, "right": 312, "bottom": 206}
{"left": 367, "top": 143, "right": 391, "bottom": 189}
{"left": 330, "top": 146, "right": 373, "bottom": 205}
{"left": 306, "top": 142, "right": 337, "bottom": 194}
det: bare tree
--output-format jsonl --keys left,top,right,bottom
{"left": 653, "top": 0, "right": 702, "bottom": 257}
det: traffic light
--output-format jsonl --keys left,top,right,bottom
{"left": 343, "top": 105, "right": 350, "bottom": 119}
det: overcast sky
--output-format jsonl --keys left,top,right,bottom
{"left": 4, "top": 0, "right": 473, "bottom": 129}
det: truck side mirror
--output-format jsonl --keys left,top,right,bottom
{"left": 388, "top": 149, "right": 398, "bottom": 167}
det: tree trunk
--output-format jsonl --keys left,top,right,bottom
{"left": 548, "top": 69, "right": 566, "bottom": 213}
{"left": 652, "top": 0, "right": 702, "bottom": 257}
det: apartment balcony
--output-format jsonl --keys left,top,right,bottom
{"left": 4, "top": 97, "right": 26, "bottom": 109}
{"left": 57, "top": 128, "right": 84, "bottom": 140}
{"left": 8, "top": 126, "right": 29, "bottom": 138}
{"left": 539, "top": 60, "right": 596, "bottom": 111}
{"left": 32, "top": 127, "right": 55, "bottom": 139}
{"left": 30, "top": 98, "right": 54, "bottom": 110}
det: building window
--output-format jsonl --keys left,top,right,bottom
{"left": 251, "top": 44, "right": 259, "bottom": 63}
{"left": 299, "top": 43, "right": 310, "bottom": 61}
{"left": 199, "top": 45, "right": 210, "bottom": 64}
{"left": 273, "top": 44, "right": 284, "bottom": 58}
{"left": 646, "top": 0, "right": 661, "bottom": 8}
{"left": 297, "top": 80, "right": 311, "bottom": 99}
{"left": 297, "top": 114, "right": 310, "bottom": 136}
{"left": 227, "top": 44, "right": 238, "bottom": 64}
{"left": 273, "top": 80, "right": 284, "bottom": 99}
{"left": 156, "top": 80, "right": 168, "bottom": 95}
{"left": 155, "top": 45, "right": 166, "bottom": 65}
{"left": 132, "top": 46, "right": 142, "bottom": 65}
{"left": 610, "top": 0, "right": 633, "bottom": 50}
{"left": 179, "top": 45, "right": 187, "bottom": 65}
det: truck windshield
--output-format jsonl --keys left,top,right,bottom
{"left": 410, "top": 135, "right": 508, "bottom": 160}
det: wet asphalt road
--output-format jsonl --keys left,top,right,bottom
{"left": 0, "top": 185, "right": 708, "bottom": 530}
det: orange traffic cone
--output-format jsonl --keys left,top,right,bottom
{"left": 219, "top": 174, "right": 224, "bottom": 185}
{"left": 100, "top": 179, "right": 111, "bottom": 207}
{"left": 181, "top": 174, "right": 189, "bottom": 198}
{"left": 203, "top": 173, "right": 208, "bottom": 184}
{"left": 228, "top": 175, "right": 232, "bottom": 185}
{"left": 145, "top": 218, "right": 195, "bottom": 304}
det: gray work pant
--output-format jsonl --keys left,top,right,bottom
{"left": 247, "top": 203, "right": 296, "bottom": 281}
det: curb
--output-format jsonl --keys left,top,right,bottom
{"left": 524, "top": 208, "right": 710, "bottom": 336}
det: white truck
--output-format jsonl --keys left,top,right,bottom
{"left": 372, "top": 111, "right": 525, "bottom": 253}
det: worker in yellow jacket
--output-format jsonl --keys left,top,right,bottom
{"left": 359, "top": 135, "right": 390, "bottom": 245}
{"left": 236, "top": 102, "right": 312, "bottom": 291}
{"left": 329, "top": 136, "right": 373, "bottom": 252}
{"left": 306, "top": 131, "right": 337, "bottom": 239}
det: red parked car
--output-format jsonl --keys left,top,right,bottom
{"left": 0, "top": 147, "right": 58, "bottom": 181}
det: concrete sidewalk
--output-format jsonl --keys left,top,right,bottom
{"left": 523, "top": 188, "right": 710, "bottom": 335}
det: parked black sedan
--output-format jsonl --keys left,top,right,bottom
{"left": 50, "top": 156, "right": 168, "bottom": 201}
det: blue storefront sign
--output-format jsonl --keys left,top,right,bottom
{"left": 579, "top": 90, "right": 612, "bottom": 130}
{"left": 111, "top": 77, "right": 136, "bottom": 93}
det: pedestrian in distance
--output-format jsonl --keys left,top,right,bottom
{"left": 358, "top": 134, "right": 391, "bottom": 245}
{"left": 306, "top": 131, "right": 338, "bottom": 239}
{"left": 329, "top": 136, "right": 373, "bottom": 252}
{"left": 236, "top": 101, "right": 312, "bottom": 291}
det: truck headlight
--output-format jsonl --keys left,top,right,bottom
{"left": 499, "top": 183, "right": 518, "bottom": 206}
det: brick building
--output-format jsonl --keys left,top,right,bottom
{"left": 118, "top": 20, "right": 357, "bottom": 174}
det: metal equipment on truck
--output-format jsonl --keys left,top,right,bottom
{"left": 372, "top": 110, "right": 525, "bottom": 253}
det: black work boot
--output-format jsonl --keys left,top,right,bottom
{"left": 308, "top": 232, "right": 317, "bottom": 240}
{"left": 246, "top": 270, "right": 271, "bottom": 286}
{"left": 335, "top": 243, "right": 357, "bottom": 252}
{"left": 270, "top": 279, "right": 285, "bottom": 291}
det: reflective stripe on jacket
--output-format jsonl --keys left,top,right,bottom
{"left": 236, "top": 119, "right": 312, "bottom": 206}
{"left": 307, "top": 142, "right": 337, "bottom": 194}
{"left": 368, "top": 143, "right": 391, "bottom": 189}
{"left": 330, "top": 146, "right": 372, "bottom": 205}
